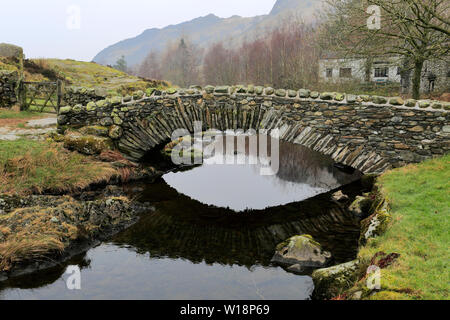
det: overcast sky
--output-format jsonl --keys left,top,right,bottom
{"left": 1, "top": 0, "right": 276, "bottom": 61}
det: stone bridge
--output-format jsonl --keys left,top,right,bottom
{"left": 58, "top": 86, "right": 450, "bottom": 175}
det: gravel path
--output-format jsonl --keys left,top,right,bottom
{"left": 0, "top": 117, "right": 57, "bottom": 141}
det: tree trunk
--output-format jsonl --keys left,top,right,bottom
{"left": 412, "top": 60, "right": 424, "bottom": 100}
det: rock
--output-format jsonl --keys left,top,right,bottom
{"left": 372, "top": 96, "right": 387, "bottom": 104}
{"left": 100, "top": 117, "right": 113, "bottom": 126}
{"left": 287, "top": 90, "right": 297, "bottom": 98}
{"left": 113, "top": 116, "right": 123, "bottom": 125}
{"left": 166, "top": 88, "right": 177, "bottom": 95}
{"left": 57, "top": 115, "right": 68, "bottom": 125}
{"left": 96, "top": 99, "right": 110, "bottom": 108}
{"left": 346, "top": 94, "right": 357, "bottom": 103}
{"left": 418, "top": 100, "right": 430, "bottom": 108}
{"left": 335, "top": 93, "right": 345, "bottom": 101}
{"left": 408, "top": 126, "right": 424, "bottom": 132}
{"left": 64, "top": 131, "right": 114, "bottom": 155}
{"left": 332, "top": 190, "right": 349, "bottom": 203}
{"left": 312, "top": 260, "right": 360, "bottom": 300}
{"left": 109, "top": 125, "right": 123, "bottom": 139}
{"left": 310, "top": 91, "right": 320, "bottom": 99}
{"left": 320, "top": 92, "right": 334, "bottom": 100}
{"left": 88, "top": 197, "right": 133, "bottom": 226}
{"left": 59, "top": 106, "right": 72, "bottom": 114}
{"left": 271, "top": 235, "right": 332, "bottom": 269}
{"left": 349, "top": 196, "right": 372, "bottom": 219}
{"left": 275, "top": 89, "right": 286, "bottom": 97}
{"left": 254, "top": 86, "right": 263, "bottom": 95}
{"left": 79, "top": 126, "right": 109, "bottom": 137}
{"left": 215, "top": 86, "right": 229, "bottom": 94}
{"left": 299, "top": 89, "right": 310, "bottom": 98}
{"left": 265, "top": 87, "right": 274, "bottom": 95}
{"left": 359, "top": 201, "right": 392, "bottom": 245}
{"left": 431, "top": 102, "right": 442, "bottom": 110}
{"left": 86, "top": 101, "right": 97, "bottom": 111}
{"left": 72, "top": 104, "right": 82, "bottom": 113}
{"left": 0, "top": 43, "right": 23, "bottom": 59}
{"left": 109, "top": 96, "right": 122, "bottom": 105}
{"left": 405, "top": 99, "right": 417, "bottom": 107}
{"left": 389, "top": 97, "right": 404, "bottom": 105}
{"left": 133, "top": 90, "right": 144, "bottom": 99}
{"left": 391, "top": 116, "right": 403, "bottom": 123}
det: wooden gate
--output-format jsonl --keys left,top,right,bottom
{"left": 19, "top": 80, "right": 63, "bottom": 113}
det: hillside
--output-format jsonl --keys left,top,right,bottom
{"left": 0, "top": 57, "right": 169, "bottom": 96}
{"left": 93, "top": 0, "right": 322, "bottom": 67}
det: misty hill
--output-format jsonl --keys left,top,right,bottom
{"left": 93, "top": 0, "right": 321, "bottom": 67}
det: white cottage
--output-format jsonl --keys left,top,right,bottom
{"left": 318, "top": 54, "right": 449, "bottom": 94}
{"left": 319, "top": 55, "right": 402, "bottom": 84}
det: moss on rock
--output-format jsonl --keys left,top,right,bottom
{"left": 64, "top": 131, "right": 114, "bottom": 155}
{"left": 312, "top": 260, "right": 361, "bottom": 299}
{"left": 272, "top": 235, "right": 332, "bottom": 269}
{"left": 79, "top": 126, "right": 109, "bottom": 137}
{"left": 359, "top": 201, "right": 392, "bottom": 245}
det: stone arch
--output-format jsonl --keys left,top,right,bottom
{"left": 116, "top": 98, "right": 390, "bottom": 174}
{"left": 58, "top": 86, "right": 449, "bottom": 175}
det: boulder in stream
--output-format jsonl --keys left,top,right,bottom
{"left": 271, "top": 235, "right": 332, "bottom": 271}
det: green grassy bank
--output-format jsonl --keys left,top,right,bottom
{"left": 352, "top": 154, "right": 449, "bottom": 300}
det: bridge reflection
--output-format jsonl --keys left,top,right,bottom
{"left": 116, "top": 178, "right": 363, "bottom": 268}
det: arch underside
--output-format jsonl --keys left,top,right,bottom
{"left": 118, "top": 104, "right": 391, "bottom": 175}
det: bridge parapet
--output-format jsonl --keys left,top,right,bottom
{"left": 58, "top": 86, "right": 450, "bottom": 174}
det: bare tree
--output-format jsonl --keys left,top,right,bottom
{"left": 160, "top": 38, "right": 203, "bottom": 87}
{"left": 320, "top": 0, "right": 449, "bottom": 99}
{"left": 138, "top": 51, "right": 162, "bottom": 80}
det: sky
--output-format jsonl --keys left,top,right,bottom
{"left": 1, "top": 0, "right": 276, "bottom": 61}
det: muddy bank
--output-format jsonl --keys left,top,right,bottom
{"left": 310, "top": 180, "right": 394, "bottom": 300}
{"left": 0, "top": 186, "right": 155, "bottom": 282}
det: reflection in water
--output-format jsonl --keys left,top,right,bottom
{"left": 118, "top": 179, "right": 362, "bottom": 266}
{"left": 0, "top": 140, "right": 366, "bottom": 300}
{"left": 164, "top": 134, "right": 361, "bottom": 211}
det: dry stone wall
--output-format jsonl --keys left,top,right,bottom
{"left": 63, "top": 86, "right": 108, "bottom": 106}
{"left": 0, "top": 71, "right": 18, "bottom": 108}
{"left": 58, "top": 86, "right": 450, "bottom": 174}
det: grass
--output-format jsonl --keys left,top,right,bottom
{"left": 0, "top": 139, "right": 117, "bottom": 195}
{"left": 0, "top": 139, "right": 136, "bottom": 272}
{"left": 355, "top": 154, "right": 450, "bottom": 300}
{"left": 0, "top": 109, "right": 45, "bottom": 120}
{"left": 31, "top": 58, "right": 170, "bottom": 96}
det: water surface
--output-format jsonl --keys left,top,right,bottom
{"left": 0, "top": 139, "right": 364, "bottom": 300}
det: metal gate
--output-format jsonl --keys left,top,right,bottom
{"left": 19, "top": 80, "right": 63, "bottom": 113}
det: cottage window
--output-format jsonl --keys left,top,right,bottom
{"left": 374, "top": 67, "right": 389, "bottom": 78}
{"left": 326, "top": 68, "right": 333, "bottom": 78}
{"left": 339, "top": 68, "right": 352, "bottom": 78}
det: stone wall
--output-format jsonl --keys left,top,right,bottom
{"left": 0, "top": 43, "right": 24, "bottom": 60}
{"left": 0, "top": 70, "right": 19, "bottom": 108}
{"left": 58, "top": 86, "right": 450, "bottom": 174}
{"left": 63, "top": 86, "right": 108, "bottom": 106}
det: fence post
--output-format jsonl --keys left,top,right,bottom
{"left": 19, "top": 81, "right": 28, "bottom": 111}
{"left": 57, "top": 80, "right": 62, "bottom": 114}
